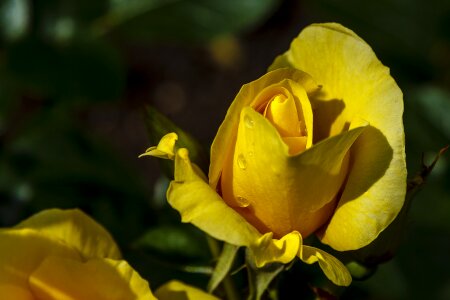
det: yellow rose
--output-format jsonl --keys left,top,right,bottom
{"left": 0, "top": 209, "right": 218, "bottom": 300}
{"left": 143, "top": 23, "right": 406, "bottom": 286}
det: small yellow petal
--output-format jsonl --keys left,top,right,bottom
{"left": 155, "top": 280, "right": 219, "bottom": 300}
{"left": 168, "top": 148, "right": 261, "bottom": 247}
{"left": 250, "top": 231, "right": 301, "bottom": 268}
{"left": 299, "top": 245, "right": 352, "bottom": 286}
{"left": 139, "top": 132, "right": 178, "bottom": 160}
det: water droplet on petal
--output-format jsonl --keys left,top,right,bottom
{"left": 236, "top": 196, "right": 250, "bottom": 207}
{"left": 248, "top": 151, "right": 254, "bottom": 157}
{"left": 237, "top": 154, "right": 247, "bottom": 169}
{"left": 244, "top": 115, "right": 254, "bottom": 128}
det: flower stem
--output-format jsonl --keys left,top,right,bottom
{"left": 207, "top": 236, "right": 240, "bottom": 300}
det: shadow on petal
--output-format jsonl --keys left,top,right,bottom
{"left": 319, "top": 125, "right": 396, "bottom": 251}
{"left": 340, "top": 125, "right": 393, "bottom": 202}
{"left": 310, "top": 97, "right": 346, "bottom": 143}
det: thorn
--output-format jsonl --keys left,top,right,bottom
{"left": 407, "top": 145, "right": 448, "bottom": 192}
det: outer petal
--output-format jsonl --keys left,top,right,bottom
{"left": 270, "top": 23, "right": 406, "bottom": 250}
{"left": 221, "top": 107, "right": 367, "bottom": 237}
{"left": 209, "top": 68, "right": 320, "bottom": 189}
{"left": 168, "top": 148, "right": 261, "bottom": 247}
{"left": 299, "top": 245, "right": 352, "bottom": 286}
{"left": 155, "top": 280, "right": 219, "bottom": 300}
{"left": 15, "top": 208, "right": 121, "bottom": 260}
{"left": 0, "top": 229, "right": 80, "bottom": 291}
{"left": 29, "top": 257, "right": 155, "bottom": 300}
{"left": 0, "top": 285, "right": 34, "bottom": 300}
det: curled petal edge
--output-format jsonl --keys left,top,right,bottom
{"left": 299, "top": 245, "right": 352, "bottom": 286}
{"left": 139, "top": 132, "right": 178, "bottom": 160}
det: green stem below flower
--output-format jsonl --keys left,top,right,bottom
{"left": 206, "top": 236, "right": 240, "bottom": 300}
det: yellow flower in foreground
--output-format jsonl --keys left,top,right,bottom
{"left": 155, "top": 280, "right": 219, "bottom": 300}
{"left": 0, "top": 209, "right": 217, "bottom": 300}
{"left": 143, "top": 23, "right": 406, "bottom": 286}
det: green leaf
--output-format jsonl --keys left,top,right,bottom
{"left": 0, "top": 0, "right": 30, "bottom": 41}
{"left": 0, "top": 82, "right": 18, "bottom": 133}
{"left": 5, "top": 37, "right": 125, "bottom": 102}
{"left": 94, "top": 0, "right": 280, "bottom": 43}
{"left": 207, "top": 243, "right": 240, "bottom": 293}
{"left": 134, "top": 224, "right": 210, "bottom": 260}
{"left": 347, "top": 260, "right": 408, "bottom": 299}
{"left": 413, "top": 86, "right": 450, "bottom": 140}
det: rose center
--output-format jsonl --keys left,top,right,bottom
{"left": 220, "top": 80, "right": 338, "bottom": 239}
{"left": 261, "top": 93, "right": 308, "bottom": 155}
{"left": 253, "top": 87, "right": 308, "bottom": 155}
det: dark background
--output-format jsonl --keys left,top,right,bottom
{"left": 0, "top": 0, "right": 449, "bottom": 299}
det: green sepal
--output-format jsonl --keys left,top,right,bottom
{"left": 207, "top": 243, "right": 240, "bottom": 293}
{"left": 345, "top": 261, "right": 377, "bottom": 281}
{"left": 246, "top": 248, "right": 284, "bottom": 300}
{"left": 133, "top": 224, "right": 210, "bottom": 260}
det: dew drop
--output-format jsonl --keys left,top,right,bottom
{"left": 248, "top": 151, "right": 254, "bottom": 157}
{"left": 236, "top": 196, "right": 250, "bottom": 207}
{"left": 237, "top": 154, "right": 247, "bottom": 170}
{"left": 244, "top": 115, "right": 254, "bottom": 128}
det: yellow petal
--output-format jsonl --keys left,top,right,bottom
{"left": 0, "top": 285, "right": 34, "bottom": 300}
{"left": 221, "top": 107, "right": 367, "bottom": 237}
{"left": 250, "top": 231, "right": 301, "bottom": 268}
{"left": 29, "top": 257, "right": 155, "bottom": 300}
{"left": 299, "top": 245, "right": 352, "bottom": 286}
{"left": 16, "top": 208, "right": 121, "bottom": 260}
{"left": 155, "top": 280, "right": 219, "bottom": 300}
{"left": 282, "top": 136, "right": 307, "bottom": 155}
{"left": 0, "top": 229, "right": 80, "bottom": 290}
{"left": 257, "top": 78, "right": 314, "bottom": 151}
{"left": 270, "top": 23, "right": 406, "bottom": 250}
{"left": 139, "top": 132, "right": 178, "bottom": 160}
{"left": 265, "top": 93, "right": 302, "bottom": 138}
{"left": 168, "top": 148, "right": 261, "bottom": 247}
{"left": 209, "top": 68, "right": 320, "bottom": 189}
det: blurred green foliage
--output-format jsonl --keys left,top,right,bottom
{"left": 0, "top": 0, "right": 449, "bottom": 299}
{"left": 96, "top": 0, "right": 279, "bottom": 42}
